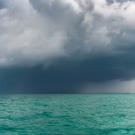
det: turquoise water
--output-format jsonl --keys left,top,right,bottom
{"left": 0, "top": 94, "right": 135, "bottom": 135}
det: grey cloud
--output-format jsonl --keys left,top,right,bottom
{"left": 0, "top": 1, "right": 4, "bottom": 9}
{"left": 0, "top": 0, "right": 135, "bottom": 66}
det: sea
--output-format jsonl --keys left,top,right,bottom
{"left": 0, "top": 94, "right": 135, "bottom": 135}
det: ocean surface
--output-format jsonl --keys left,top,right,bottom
{"left": 0, "top": 94, "right": 135, "bottom": 135}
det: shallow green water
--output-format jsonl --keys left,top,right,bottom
{"left": 0, "top": 94, "right": 135, "bottom": 135}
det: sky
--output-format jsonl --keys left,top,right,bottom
{"left": 0, "top": 0, "right": 135, "bottom": 93}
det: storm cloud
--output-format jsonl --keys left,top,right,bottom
{"left": 0, "top": 0, "right": 135, "bottom": 93}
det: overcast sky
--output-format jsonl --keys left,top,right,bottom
{"left": 0, "top": 0, "right": 135, "bottom": 93}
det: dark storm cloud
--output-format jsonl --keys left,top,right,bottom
{"left": 1, "top": 49, "right": 135, "bottom": 93}
{"left": 0, "top": 0, "right": 135, "bottom": 92}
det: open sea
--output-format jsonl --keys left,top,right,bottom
{"left": 0, "top": 94, "right": 135, "bottom": 135}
